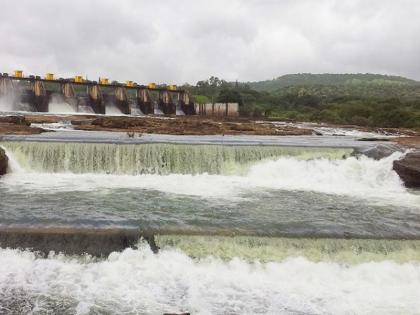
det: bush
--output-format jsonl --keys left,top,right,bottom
{"left": 369, "top": 107, "right": 415, "bottom": 128}
{"left": 194, "top": 95, "right": 210, "bottom": 104}
{"left": 311, "top": 109, "right": 343, "bottom": 124}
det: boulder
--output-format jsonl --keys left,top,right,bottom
{"left": 393, "top": 152, "right": 420, "bottom": 188}
{"left": 354, "top": 143, "right": 403, "bottom": 160}
{"left": 0, "top": 115, "right": 46, "bottom": 135}
{"left": 0, "top": 115, "right": 30, "bottom": 126}
{"left": 0, "top": 147, "right": 8, "bottom": 175}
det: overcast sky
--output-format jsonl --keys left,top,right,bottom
{"left": 1, "top": 0, "right": 419, "bottom": 84}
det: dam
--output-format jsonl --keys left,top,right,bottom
{"left": 0, "top": 70, "right": 195, "bottom": 115}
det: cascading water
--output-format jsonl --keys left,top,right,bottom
{"left": 156, "top": 234, "right": 420, "bottom": 263}
{"left": 47, "top": 94, "right": 77, "bottom": 113}
{"left": 0, "top": 95, "right": 34, "bottom": 113}
{"left": 1, "top": 140, "right": 420, "bottom": 314}
{"left": 1, "top": 141, "right": 418, "bottom": 234}
{"left": 0, "top": 141, "right": 352, "bottom": 175}
{"left": 48, "top": 102, "right": 76, "bottom": 113}
{"left": 105, "top": 102, "right": 124, "bottom": 115}
{"left": 0, "top": 95, "right": 14, "bottom": 112}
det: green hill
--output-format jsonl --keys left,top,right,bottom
{"left": 186, "top": 73, "right": 420, "bottom": 128}
{"left": 247, "top": 73, "right": 419, "bottom": 92}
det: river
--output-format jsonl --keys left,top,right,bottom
{"left": 0, "top": 132, "right": 419, "bottom": 314}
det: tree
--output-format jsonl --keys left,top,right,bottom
{"left": 216, "top": 89, "right": 243, "bottom": 105}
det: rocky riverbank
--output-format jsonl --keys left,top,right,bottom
{"left": 7, "top": 114, "right": 314, "bottom": 136}
{"left": 0, "top": 115, "right": 45, "bottom": 135}
{"left": 71, "top": 116, "right": 314, "bottom": 136}
{"left": 394, "top": 136, "right": 420, "bottom": 149}
{"left": 1, "top": 114, "right": 419, "bottom": 138}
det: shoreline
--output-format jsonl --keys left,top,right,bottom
{"left": 1, "top": 113, "right": 413, "bottom": 149}
{"left": 1, "top": 113, "right": 418, "bottom": 138}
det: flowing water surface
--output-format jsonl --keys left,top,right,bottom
{"left": 0, "top": 140, "right": 420, "bottom": 314}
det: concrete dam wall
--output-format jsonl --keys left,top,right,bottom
{"left": 0, "top": 71, "right": 195, "bottom": 116}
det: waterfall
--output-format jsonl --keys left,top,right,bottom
{"left": 0, "top": 141, "right": 352, "bottom": 175}
{"left": 157, "top": 234, "right": 420, "bottom": 263}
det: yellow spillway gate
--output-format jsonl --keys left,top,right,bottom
{"left": 74, "top": 75, "right": 83, "bottom": 83}
{"left": 14, "top": 70, "right": 23, "bottom": 78}
{"left": 99, "top": 78, "right": 109, "bottom": 85}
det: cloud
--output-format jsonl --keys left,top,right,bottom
{"left": 0, "top": 0, "right": 419, "bottom": 84}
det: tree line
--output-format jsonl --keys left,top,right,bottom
{"left": 182, "top": 74, "right": 420, "bottom": 128}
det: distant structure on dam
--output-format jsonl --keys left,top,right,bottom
{"left": 0, "top": 70, "right": 240, "bottom": 117}
{"left": 195, "top": 103, "right": 239, "bottom": 117}
{"left": 0, "top": 70, "right": 195, "bottom": 115}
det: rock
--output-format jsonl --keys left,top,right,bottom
{"left": 0, "top": 115, "right": 30, "bottom": 126}
{"left": 357, "top": 137, "right": 391, "bottom": 142}
{"left": 0, "top": 147, "right": 8, "bottom": 175}
{"left": 393, "top": 152, "right": 420, "bottom": 188}
{"left": 394, "top": 136, "right": 420, "bottom": 150}
{"left": 354, "top": 143, "right": 404, "bottom": 160}
{"left": 0, "top": 115, "right": 47, "bottom": 135}
{"left": 70, "top": 119, "right": 93, "bottom": 126}
{"left": 69, "top": 115, "right": 313, "bottom": 136}
{"left": 0, "top": 123, "right": 45, "bottom": 135}
{"left": 92, "top": 116, "right": 145, "bottom": 129}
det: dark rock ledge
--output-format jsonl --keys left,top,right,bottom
{"left": 393, "top": 152, "right": 420, "bottom": 188}
{"left": 0, "top": 146, "right": 8, "bottom": 175}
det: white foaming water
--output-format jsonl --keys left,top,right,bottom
{"left": 0, "top": 146, "right": 23, "bottom": 174}
{"left": 105, "top": 103, "right": 124, "bottom": 115}
{"left": 3, "top": 172, "right": 237, "bottom": 197}
{"left": 0, "top": 96, "right": 14, "bottom": 112}
{"left": 48, "top": 94, "right": 77, "bottom": 114}
{"left": 246, "top": 152, "right": 412, "bottom": 200}
{"left": 0, "top": 245, "right": 419, "bottom": 314}
{"left": 265, "top": 121, "right": 399, "bottom": 138}
{"left": 0, "top": 96, "right": 33, "bottom": 113}
{"left": 154, "top": 108, "right": 164, "bottom": 115}
{"left": 2, "top": 150, "right": 419, "bottom": 207}
{"left": 30, "top": 121, "right": 75, "bottom": 132}
{"left": 48, "top": 102, "right": 76, "bottom": 114}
